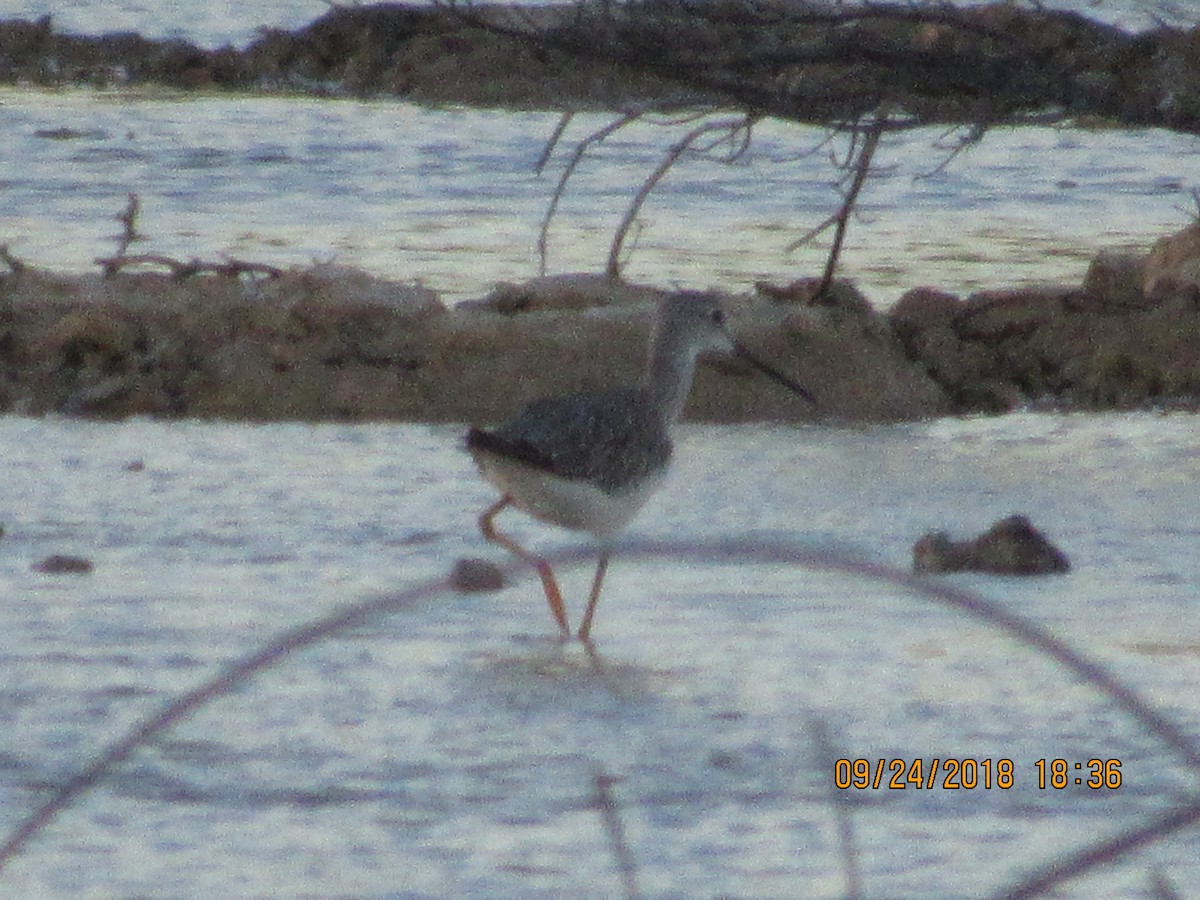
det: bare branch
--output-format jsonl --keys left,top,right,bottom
{"left": 1149, "top": 870, "right": 1183, "bottom": 900}
{"left": 592, "top": 768, "right": 640, "bottom": 900}
{"left": 535, "top": 110, "right": 575, "bottom": 175}
{"left": 95, "top": 253, "right": 284, "bottom": 280}
{"left": 537, "top": 106, "right": 649, "bottom": 276}
{"left": 809, "top": 118, "right": 884, "bottom": 301}
{"left": 441, "top": 0, "right": 1191, "bottom": 290}
{"left": 918, "top": 121, "right": 991, "bottom": 178}
{"left": 114, "top": 193, "right": 141, "bottom": 256}
{"left": 999, "top": 801, "right": 1200, "bottom": 900}
{"left": 808, "top": 718, "right": 863, "bottom": 900}
{"left": 786, "top": 211, "right": 843, "bottom": 252}
{"left": 606, "top": 113, "right": 754, "bottom": 278}
{"left": 785, "top": 115, "right": 884, "bottom": 273}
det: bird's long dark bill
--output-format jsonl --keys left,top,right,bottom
{"left": 733, "top": 342, "right": 816, "bottom": 405}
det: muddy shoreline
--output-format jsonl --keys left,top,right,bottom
{"left": 1, "top": 222, "right": 1197, "bottom": 424}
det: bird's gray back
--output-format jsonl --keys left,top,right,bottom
{"left": 489, "top": 387, "right": 671, "bottom": 494}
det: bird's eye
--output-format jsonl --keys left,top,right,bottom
{"left": 710, "top": 308, "right": 725, "bottom": 326}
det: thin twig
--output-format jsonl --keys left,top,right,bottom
{"left": 808, "top": 718, "right": 862, "bottom": 900}
{"left": 919, "top": 121, "right": 990, "bottom": 178}
{"left": 606, "top": 113, "right": 753, "bottom": 278}
{"left": 114, "top": 193, "right": 141, "bottom": 256}
{"left": 787, "top": 211, "right": 842, "bottom": 251}
{"left": 96, "top": 253, "right": 199, "bottom": 278}
{"left": 535, "top": 110, "right": 575, "bottom": 175}
{"left": 998, "top": 800, "right": 1200, "bottom": 900}
{"left": 1148, "top": 869, "right": 1183, "bottom": 900}
{"left": 98, "top": 193, "right": 283, "bottom": 279}
{"left": 537, "top": 107, "right": 648, "bottom": 276}
{"left": 95, "top": 254, "right": 284, "bottom": 280}
{"left": 0, "top": 578, "right": 437, "bottom": 872}
{"left": 593, "top": 768, "right": 640, "bottom": 900}
{"left": 613, "top": 219, "right": 643, "bottom": 275}
{"left": 788, "top": 117, "right": 884, "bottom": 301}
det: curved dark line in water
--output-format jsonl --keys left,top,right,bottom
{"left": 0, "top": 535, "right": 1197, "bottom": 897}
{"left": 629, "top": 537, "right": 1200, "bottom": 773}
{"left": 995, "top": 797, "right": 1200, "bottom": 900}
{"left": 0, "top": 579, "right": 438, "bottom": 870}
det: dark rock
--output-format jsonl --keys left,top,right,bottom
{"left": 913, "top": 515, "right": 1069, "bottom": 575}
{"left": 1144, "top": 222, "right": 1200, "bottom": 298}
{"left": 33, "top": 554, "right": 94, "bottom": 574}
{"left": 756, "top": 277, "right": 873, "bottom": 317}
{"left": 1078, "top": 251, "right": 1150, "bottom": 312}
{"left": 954, "top": 287, "right": 1075, "bottom": 341}
{"left": 888, "top": 287, "right": 961, "bottom": 337}
{"left": 451, "top": 557, "right": 506, "bottom": 592}
{"left": 465, "top": 274, "right": 665, "bottom": 314}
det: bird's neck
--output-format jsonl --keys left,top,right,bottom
{"left": 644, "top": 337, "right": 699, "bottom": 427}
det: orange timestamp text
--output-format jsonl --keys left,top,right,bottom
{"left": 834, "top": 758, "right": 1123, "bottom": 790}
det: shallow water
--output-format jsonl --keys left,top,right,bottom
{"left": 0, "top": 412, "right": 1198, "bottom": 897}
{"left": 3, "top": 88, "right": 1195, "bottom": 306}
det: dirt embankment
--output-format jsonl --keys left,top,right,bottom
{"left": 0, "top": 5, "right": 676, "bottom": 109}
{"left": 1, "top": 223, "right": 1197, "bottom": 424}
{"left": 1, "top": 2, "right": 1199, "bottom": 129}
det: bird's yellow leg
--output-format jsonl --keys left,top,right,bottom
{"left": 479, "top": 496, "right": 571, "bottom": 639}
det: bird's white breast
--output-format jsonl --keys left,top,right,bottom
{"left": 474, "top": 451, "right": 666, "bottom": 539}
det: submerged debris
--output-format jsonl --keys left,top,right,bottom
{"left": 913, "top": 515, "right": 1070, "bottom": 576}
{"left": 450, "top": 557, "right": 506, "bottom": 592}
{"left": 33, "top": 554, "right": 95, "bottom": 574}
